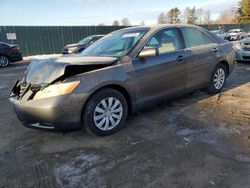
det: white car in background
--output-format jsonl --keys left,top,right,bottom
{"left": 210, "top": 30, "right": 227, "bottom": 40}
{"left": 226, "top": 29, "right": 247, "bottom": 41}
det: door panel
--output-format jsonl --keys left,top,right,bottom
{"left": 185, "top": 44, "right": 219, "bottom": 89}
{"left": 180, "top": 27, "right": 220, "bottom": 90}
{"left": 133, "top": 50, "right": 186, "bottom": 107}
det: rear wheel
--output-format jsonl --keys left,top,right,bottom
{"left": 0, "top": 55, "right": 10, "bottom": 67}
{"left": 82, "top": 88, "right": 128, "bottom": 136}
{"left": 208, "top": 64, "right": 227, "bottom": 94}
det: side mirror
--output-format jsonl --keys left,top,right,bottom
{"left": 138, "top": 47, "right": 159, "bottom": 59}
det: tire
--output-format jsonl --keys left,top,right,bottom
{"left": 0, "top": 55, "right": 10, "bottom": 67}
{"left": 82, "top": 88, "right": 128, "bottom": 136}
{"left": 207, "top": 64, "right": 227, "bottom": 94}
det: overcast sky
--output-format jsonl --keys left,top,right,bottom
{"left": 0, "top": 0, "right": 239, "bottom": 26}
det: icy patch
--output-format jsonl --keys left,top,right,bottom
{"left": 0, "top": 74, "right": 15, "bottom": 77}
{"left": 235, "top": 154, "right": 250, "bottom": 163}
{"left": 246, "top": 68, "right": 250, "bottom": 71}
{"left": 176, "top": 128, "right": 197, "bottom": 136}
{"left": 0, "top": 85, "right": 6, "bottom": 90}
{"left": 54, "top": 152, "right": 135, "bottom": 188}
{"left": 176, "top": 128, "right": 232, "bottom": 155}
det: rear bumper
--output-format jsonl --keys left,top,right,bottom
{"left": 9, "top": 91, "right": 89, "bottom": 131}
{"left": 9, "top": 52, "right": 22, "bottom": 62}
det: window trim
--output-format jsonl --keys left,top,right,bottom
{"left": 134, "top": 27, "right": 185, "bottom": 60}
{"left": 180, "top": 27, "right": 217, "bottom": 49}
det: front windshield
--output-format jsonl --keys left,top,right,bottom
{"left": 79, "top": 37, "right": 92, "bottom": 43}
{"left": 81, "top": 29, "right": 148, "bottom": 57}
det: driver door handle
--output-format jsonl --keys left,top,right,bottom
{"left": 212, "top": 48, "right": 218, "bottom": 52}
{"left": 176, "top": 55, "right": 184, "bottom": 61}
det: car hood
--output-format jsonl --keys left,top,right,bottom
{"left": 24, "top": 56, "right": 118, "bottom": 85}
{"left": 228, "top": 32, "right": 238, "bottom": 36}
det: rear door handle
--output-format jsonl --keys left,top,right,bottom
{"left": 176, "top": 55, "right": 184, "bottom": 61}
{"left": 212, "top": 48, "right": 218, "bottom": 52}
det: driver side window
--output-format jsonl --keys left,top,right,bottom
{"left": 144, "top": 28, "right": 182, "bottom": 54}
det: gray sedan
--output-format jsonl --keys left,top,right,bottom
{"left": 9, "top": 24, "right": 235, "bottom": 136}
{"left": 235, "top": 38, "right": 250, "bottom": 62}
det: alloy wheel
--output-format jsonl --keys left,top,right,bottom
{"left": 213, "top": 68, "right": 225, "bottom": 90}
{"left": 93, "top": 97, "right": 123, "bottom": 131}
{"left": 0, "top": 56, "right": 9, "bottom": 67}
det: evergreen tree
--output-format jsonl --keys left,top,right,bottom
{"left": 167, "top": 7, "right": 181, "bottom": 24}
{"left": 157, "top": 12, "right": 167, "bottom": 24}
{"left": 237, "top": 0, "right": 250, "bottom": 23}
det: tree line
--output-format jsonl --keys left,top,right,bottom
{"left": 106, "top": 0, "right": 250, "bottom": 26}
{"left": 157, "top": 0, "right": 250, "bottom": 25}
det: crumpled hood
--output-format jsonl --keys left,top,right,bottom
{"left": 24, "top": 56, "right": 118, "bottom": 85}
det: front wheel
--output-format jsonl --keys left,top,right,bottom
{"left": 82, "top": 88, "right": 128, "bottom": 136}
{"left": 0, "top": 55, "right": 10, "bottom": 67}
{"left": 208, "top": 64, "right": 227, "bottom": 94}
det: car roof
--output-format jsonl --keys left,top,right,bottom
{"left": 115, "top": 24, "right": 205, "bottom": 33}
{"left": 229, "top": 29, "right": 242, "bottom": 31}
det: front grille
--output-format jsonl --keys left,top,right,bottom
{"left": 243, "top": 48, "right": 250, "bottom": 51}
{"left": 242, "top": 56, "right": 250, "bottom": 60}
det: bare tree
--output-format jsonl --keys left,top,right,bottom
{"left": 195, "top": 8, "right": 204, "bottom": 24}
{"left": 183, "top": 7, "right": 196, "bottom": 24}
{"left": 121, "top": 18, "right": 130, "bottom": 26}
{"left": 140, "top": 20, "right": 145, "bottom": 25}
{"left": 113, "top": 20, "right": 120, "bottom": 26}
{"left": 216, "top": 9, "right": 236, "bottom": 24}
{"left": 203, "top": 10, "right": 211, "bottom": 24}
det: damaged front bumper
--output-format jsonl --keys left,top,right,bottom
{"left": 9, "top": 80, "right": 88, "bottom": 131}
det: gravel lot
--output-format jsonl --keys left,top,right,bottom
{"left": 0, "top": 61, "right": 250, "bottom": 188}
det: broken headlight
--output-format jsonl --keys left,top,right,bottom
{"left": 33, "top": 81, "right": 80, "bottom": 100}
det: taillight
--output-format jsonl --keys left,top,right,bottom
{"left": 11, "top": 46, "right": 20, "bottom": 52}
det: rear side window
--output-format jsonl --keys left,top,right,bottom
{"left": 144, "top": 28, "right": 182, "bottom": 54}
{"left": 181, "top": 27, "right": 215, "bottom": 48}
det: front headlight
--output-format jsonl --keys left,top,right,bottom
{"left": 33, "top": 81, "right": 80, "bottom": 100}
{"left": 234, "top": 43, "right": 242, "bottom": 50}
{"left": 68, "top": 47, "right": 79, "bottom": 53}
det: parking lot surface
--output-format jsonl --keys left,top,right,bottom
{"left": 0, "top": 62, "right": 250, "bottom": 188}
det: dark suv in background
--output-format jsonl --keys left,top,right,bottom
{"left": 62, "top": 35, "right": 104, "bottom": 54}
{"left": 0, "top": 42, "right": 22, "bottom": 67}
